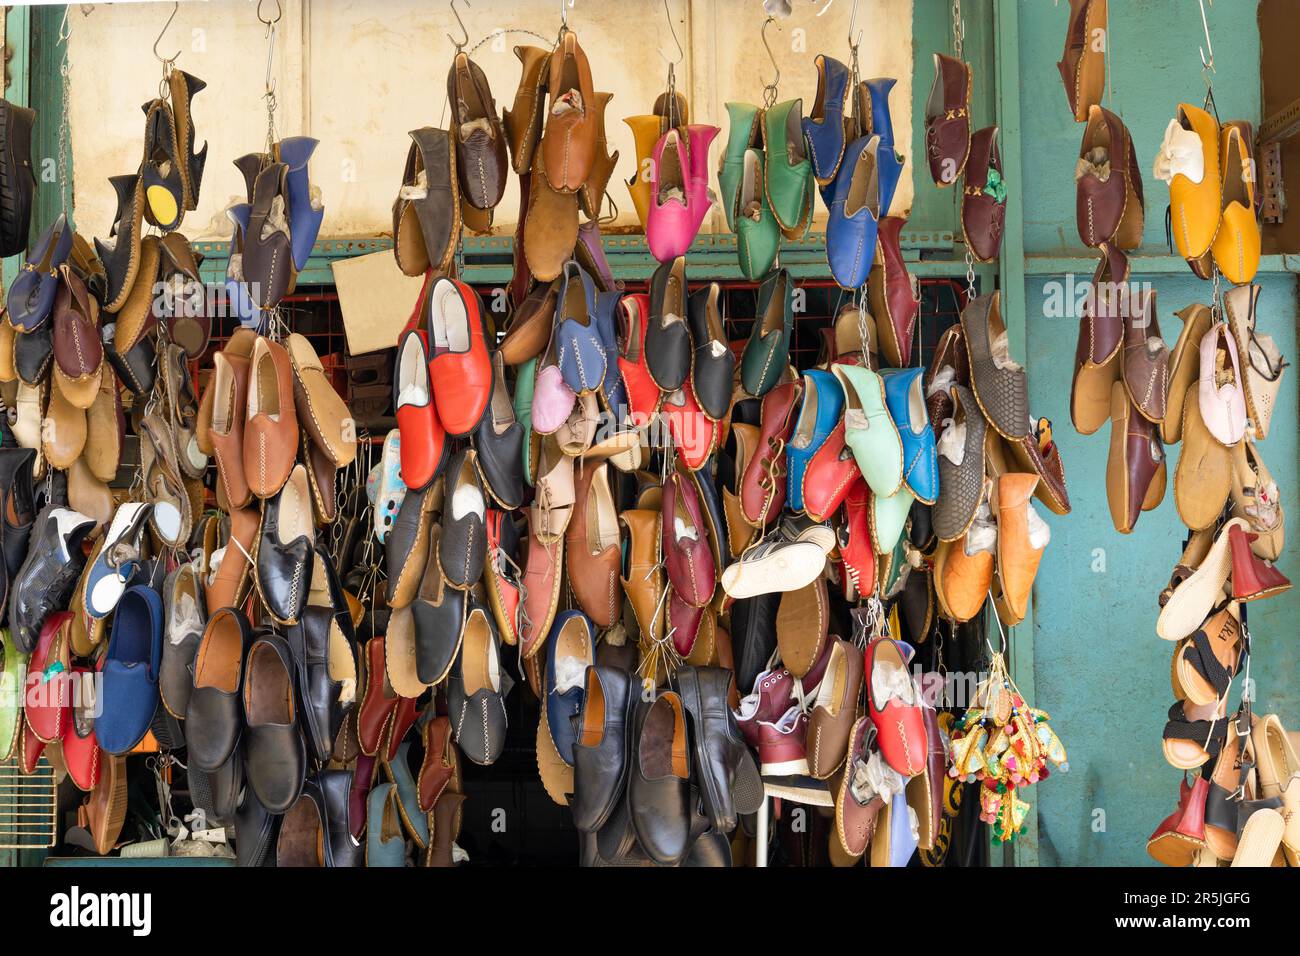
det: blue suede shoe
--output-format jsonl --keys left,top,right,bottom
{"left": 365, "top": 783, "right": 407, "bottom": 867}
{"left": 786, "top": 369, "right": 845, "bottom": 514}
{"left": 803, "top": 55, "right": 850, "bottom": 185}
{"left": 97, "top": 585, "right": 164, "bottom": 755}
{"left": 277, "top": 136, "right": 324, "bottom": 272}
{"left": 826, "top": 135, "right": 883, "bottom": 289}
{"left": 8, "top": 213, "right": 73, "bottom": 332}
{"left": 554, "top": 261, "right": 607, "bottom": 395}
{"left": 544, "top": 609, "right": 596, "bottom": 766}
{"left": 882, "top": 368, "right": 939, "bottom": 505}
{"left": 385, "top": 741, "right": 429, "bottom": 849}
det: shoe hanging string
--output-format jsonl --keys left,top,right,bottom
{"left": 58, "top": 8, "right": 73, "bottom": 217}
{"left": 660, "top": 0, "right": 685, "bottom": 130}
{"left": 951, "top": 0, "right": 964, "bottom": 62}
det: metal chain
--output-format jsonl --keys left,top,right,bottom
{"left": 952, "top": 0, "right": 964, "bottom": 61}
{"left": 263, "top": 16, "right": 280, "bottom": 153}
{"left": 58, "top": 40, "right": 72, "bottom": 215}
{"left": 467, "top": 27, "right": 557, "bottom": 56}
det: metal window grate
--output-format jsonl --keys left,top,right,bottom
{"left": 0, "top": 758, "right": 59, "bottom": 849}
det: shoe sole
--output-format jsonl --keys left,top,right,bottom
{"left": 1231, "top": 808, "right": 1285, "bottom": 867}
{"left": 1156, "top": 518, "right": 1243, "bottom": 641}
{"left": 760, "top": 756, "right": 810, "bottom": 776}
{"left": 721, "top": 542, "right": 827, "bottom": 600}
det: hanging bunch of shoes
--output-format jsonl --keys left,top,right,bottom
{"left": 1129, "top": 1, "right": 1295, "bottom": 869}
{"left": 225, "top": 2, "right": 325, "bottom": 333}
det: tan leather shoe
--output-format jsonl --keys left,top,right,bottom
{"left": 1229, "top": 439, "right": 1284, "bottom": 561}
{"left": 1174, "top": 386, "right": 1233, "bottom": 531}
{"left": 565, "top": 461, "right": 622, "bottom": 629}
{"left": 503, "top": 45, "right": 550, "bottom": 175}
{"left": 42, "top": 382, "right": 87, "bottom": 470}
{"left": 67, "top": 458, "right": 114, "bottom": 532}
{"left": 541, "top": 30, "right": 596, "bottom": 194}
{"left": 81, "top": 754, "right": 128, "bottom": 855}
{"left": 522, "top": 168, "right": 579, "bottom": 283}
{"left": 990, "top": 473, "right": 1044, "bottom": 626}
{"left": 776, "top": 577, "right": 829, "bottom": 679}
{"left": 621, "top": 508, "right": 666, "bottom": 652}
{"left": 1106, "top": 380, "right": 1166, "bottom": 534}
{"left": 1057, "top": 0, "right": 1108, "bottom": 122}
{"left": 1164, "top": 104, "right": 1222, "bottom": 262}
{"left": 244, "top": 336, "right": 298, "bottom": 498}
{"left": 208, "top": 506, "right": 259, "bottom": 610}
{"left": 0, "top": 316, "right": 16, "bottom": 382}
{"left": 286, "top": 333, "right": 357, "bottom": 467}
{"left": 1161, "top": 303, "right": 1212, "bottom": 444}
{"left": 624, "top": 114, "right": 662, "bottom": 229}
{"left": 1211, "top": 123, "right": 1260, "bottom": 286}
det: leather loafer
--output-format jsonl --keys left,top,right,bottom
{"left": 882, "top": 367, "right": 939, "bottom": 505}
{"left": 427, "top": 278, "right": 492, "bottom": 438}
{"left": 565, "top": 461, "right": 623, "bottom": 628}
{"left": 554, "top": 260, "right": 607, "bottom": 395}
{"left": 254, "top": 463, "right": 314, "bottom": 625}
{"left": 572, "top": 666, "right": 637, "bottom": 833}
{"left": 244, "top": 336, "right": 299, "bottom": 499}
{"left": 786, "top": 369, "right": 845, "bottom": 515}
{"left": 185, "top": 607, "right": 252, "bottom": 771}
{"left": 8, "top": 212, "right": 73, "bottom": 332}
{"left": 278, "top": 770, "right": 362, "bottom": 867}
{"left": 242, "top": 632, "right": 306, "bottom": 813}
{"left": 741, "top": 269, "right": 793, "bottom": 398}
{"left": 646, "top": 256, "right": 691, "bottom": 392}
{"left": 412, "top": 526, "right": 467, "bottom": 684}
{"left": 803, "top": 55, "right": 850, "bottom": 185}
{"left": 9, "top": 505, "right": 95, "bottom": 653}
{"left": 687, "top": 283, "right": 735, "bottom": 422}
{"left": 629, "top": 691, "right": 692, "bottom": 865}
{"left": 439, "top": 448, "right": 487, "bottom": 589}
{"left": 288, "top": 603, "right": 357, "bottom": 766}
{"left": 159, "top": 562, "right": 206, "bottom": 720}
{"left": 447, "top": 604, "right": 513, "bottom": 766}
{"left": 924, "top": 53, "right": 972, "bottom": 187}
{"left": 473, "top": 352, "right": 525, "bottom": 509}
{"left": 545, "top": 609, "right": 596, "bottom": 765}
{"left": 663, "top": 470, "right": 716, "bottom": 608}
{"left": 676, "top": 665, "right": 763, "bottom": 832}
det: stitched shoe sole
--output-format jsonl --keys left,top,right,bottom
{"left": 721, "top": 542, "right": 826, "bottom": 600}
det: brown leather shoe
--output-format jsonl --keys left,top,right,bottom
{"left": 621, "top": 509, "right": 667, "bottom": 654}
{"left": 244, "top": 336, "right": 298, "bottom": 499}
{"left": 833, "top": 717, "right": 884, "bottom": 858}
{"left": 448, "top": 52, "right": 507, "bottom": 211}
{"left": 1070, "top": 242, "right": 1127, "bottom": 435}
{"left": 961, "top": 127, "right": 1007, "bottom": 264}
{"left": 776, "top": 577, "right": 829, "bottom": 680}
{"left": 504, "top": 45, "right": 551, "bottom": 175}
{"left": 808, "top": 637, "right": 864, "bottom": 779}
{"left": 523, "top": 167, "right": 579, "bottom": 282}
{"left": 1058, "top": 0, "right": 1108, "bottom": 122}
{"left": 499, "top": 280, "right": 557, "bottom": 366}
{"left": 1106, "top": 381, "right": 1166, "bottom": 534}
{"left": 287, "top": 333, "right": 357, "bottom": 468}
{"left": 1162, "top": 303, "right": 1213, "bottom": 444}
{"left": 81, "top": 754, "right": 128, "bottom": 855}
{"left": 991, "top": 473, "right": 1045, "bottom": 625}
{"left": 541, "top": 30, "right": 596, "bottom": 194}
{"left": 1076, "top": 104, "right": 1144, "bottom": 248}
{"left": 1122, "top": 288, "right": 1169, "bottom": 424}
{"left": 519, "top": 515, "right": 564, "bottom": 661}
{"left": 83, "top": 366, "right": 125, "bottom": 484}
{"left": 43, "top": 381, "right": 87, "bottom": 469}
{"left": 208, "top": 506, "right": 259, "bottom": 610}
{"left": 51, "top": 266, "right": 103, "bottom": 409}
{"left": 924, "top": 53, "right": 972, "bottom": 187}
{"left": 741, "top": 379, "right": 802, "bottom": 527}
{"left": 579, "top": 92, "right": 619, "bottom": 220}
{"left": 393, "top": 128, "right": 460, "bottom": 278}
{"left": 1173, "top": 386, "right": 1231, "bottom": 531}
{"left": 868, "top": 217, "right": 920, "bottom": 368}
{"left": 566, "top": 461, "right": 622, "bottom": 629}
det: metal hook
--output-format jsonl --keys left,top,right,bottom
{"left": 848, "top": 0, "right": 863, "bottom": 50}
{"left": 761, "top": 16, "right": 781, "bottom": 93}
{"left": 1198, "top": 0, "right": 1215, "bottom": 76}
{"left": 448, "top": 0, "right": 471, "bottom": 51}
{"left": 58, "top": 6, "right": 72, "bottom": 44}
{"left": 153, "top": 2, "right": 181, "bottom": 64}
{"left": 258, "top": 0, "right": 284, "bottom": 27}
{"left": 560, "top": 0, "right": 573, "bottom": 30}
{"left": 659, "top": 0, "right": 684, "bottom": 67}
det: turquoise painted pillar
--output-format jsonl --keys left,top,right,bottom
{"left": 1014, "top": 0, "right": 1299, "bottom": 865}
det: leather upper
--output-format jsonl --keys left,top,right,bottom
{"left": 924, "top": 53, "right": 972, "bottom": 186}
{"left": 741, "top": 269, "right": 793, "bottom": 398}
{"left": 244, "top": 336, "right": 299, "bottom": 499}
{"left": 448, "top": 52, "right": 508, "bottom": 210}
{"left": 741, "top": 379, "right": 801, "bottom": 525}
{"left": 98, "top": 586, "right": 164, "bottom": 755}
{"left": 427, "top": 277, "right": 492, "bottom": 437}
{"left": 869, "top": 216, "right": 920, "bottom": 368}
{"left": 662, "top": 471, "right": 716, "bottom": 608}
{"left": 803, "top": 55, "right": 850, "bottom": 184}
{"left": 961, "top": 126, "right": 1007, "bottom": 264}
{"left": 786, "top": 369, "right": 845, "bottom": 514}
{"left": 883, "top": 367, "right": 939, "bottom": 505}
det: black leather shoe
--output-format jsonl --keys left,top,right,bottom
{"left": 288, "top": 603, "right": 357, "bottom": 765}
{"left": 384, "top": 479, "right": 439, "bottom": 608}
{"left": 277, "top": 770, "right": 362, "bottom": 867}
{"left": 646, "top": 256, "right": 691, "bottom": 392}
{"left": 14, "top": 318, "right": 52, "bottom": 385}
{"left": 94, "top": 174, "right": 146, "bottom": 313}
{"left": 0, "top": 99, "right": 36, "bottom": 259}
{"left": 447, "top": 605, "right": 512, "bottom": 766}
{"left": 0, "top": 447, "right": 36, "bottom": 617}
{"left": 572, "top": 665, "right": 636, "bottom": 833}
{"left": 472, "top": 353, "right": 525, "bottom": 510}
{"left": 675, "top": 665, "right": 764, "bottom": 832}
{"left": 234, "top": 785, "right": 280, "bottom": 867}
{"left": 687, "top": 283, "right": 735, "bottom": 421}
{"left": 190, "top": 749, "right": 243, "bottom": 826}
{"left": 8, "top": 504, "right": 94, "bottom": 652}
{"left": 185, "top": 607, "right": 252, "bottom": 771}
{"left": 629, "top": 691, "right": 692, "bottom": 865}
{"left": 255, "top": 463, "right": 314, "bottom": 625}
{"left": 438, "top": 448, "right": 486, "bottom": 589}
{"left": 105, "top": 334, "right": 156, "bottom": 398}
{"left": 731, "top": 590, "right": 781, "bottom": 694}
{"left": 141, "top": 99, "right": 185, "bottom": 232}
{"left": 412, "top": 526, "right": 466, "bottom": 684}
{"left": 242, "top": 632, "right": 306, "bottom": 813}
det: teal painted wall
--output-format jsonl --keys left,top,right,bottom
{"left": 1012, "top": 0, "right": 1300, "bottom": 865}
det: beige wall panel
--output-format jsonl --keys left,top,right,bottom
{"left": 67, "top": 0, "right": 912, "bottom": 242}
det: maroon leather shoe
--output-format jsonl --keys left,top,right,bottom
{"left": 924, "top": 324, "right": 969, "bottom": 433}
{"left": 1076, "top": 105, "right": 1144, "bottom": 250}
{"left": 662, "top": 471, "right": 716, "bottom": 608}
{"left": 666, "top": 590, "right": 705, "bottom": 658}
{"left": 961, "top": 127, "right": 1006, "bottom": 264}
{"left": 741, "top": 380, "right": 802, "bottom": 527}
{"left": 1230, "top": 523, "right": 1292, "bottom": 602}
{"left": 1071, "top": 242, "right": 1128, "bottom": 435}
{"left": 868, "top": 216, "right": 920, "bottom": 369}
{"left": 924, "top": 53, "right": 972, "bottom": 187}
{"left": 838, "top": 478, "right": 876, "bottom": 599}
